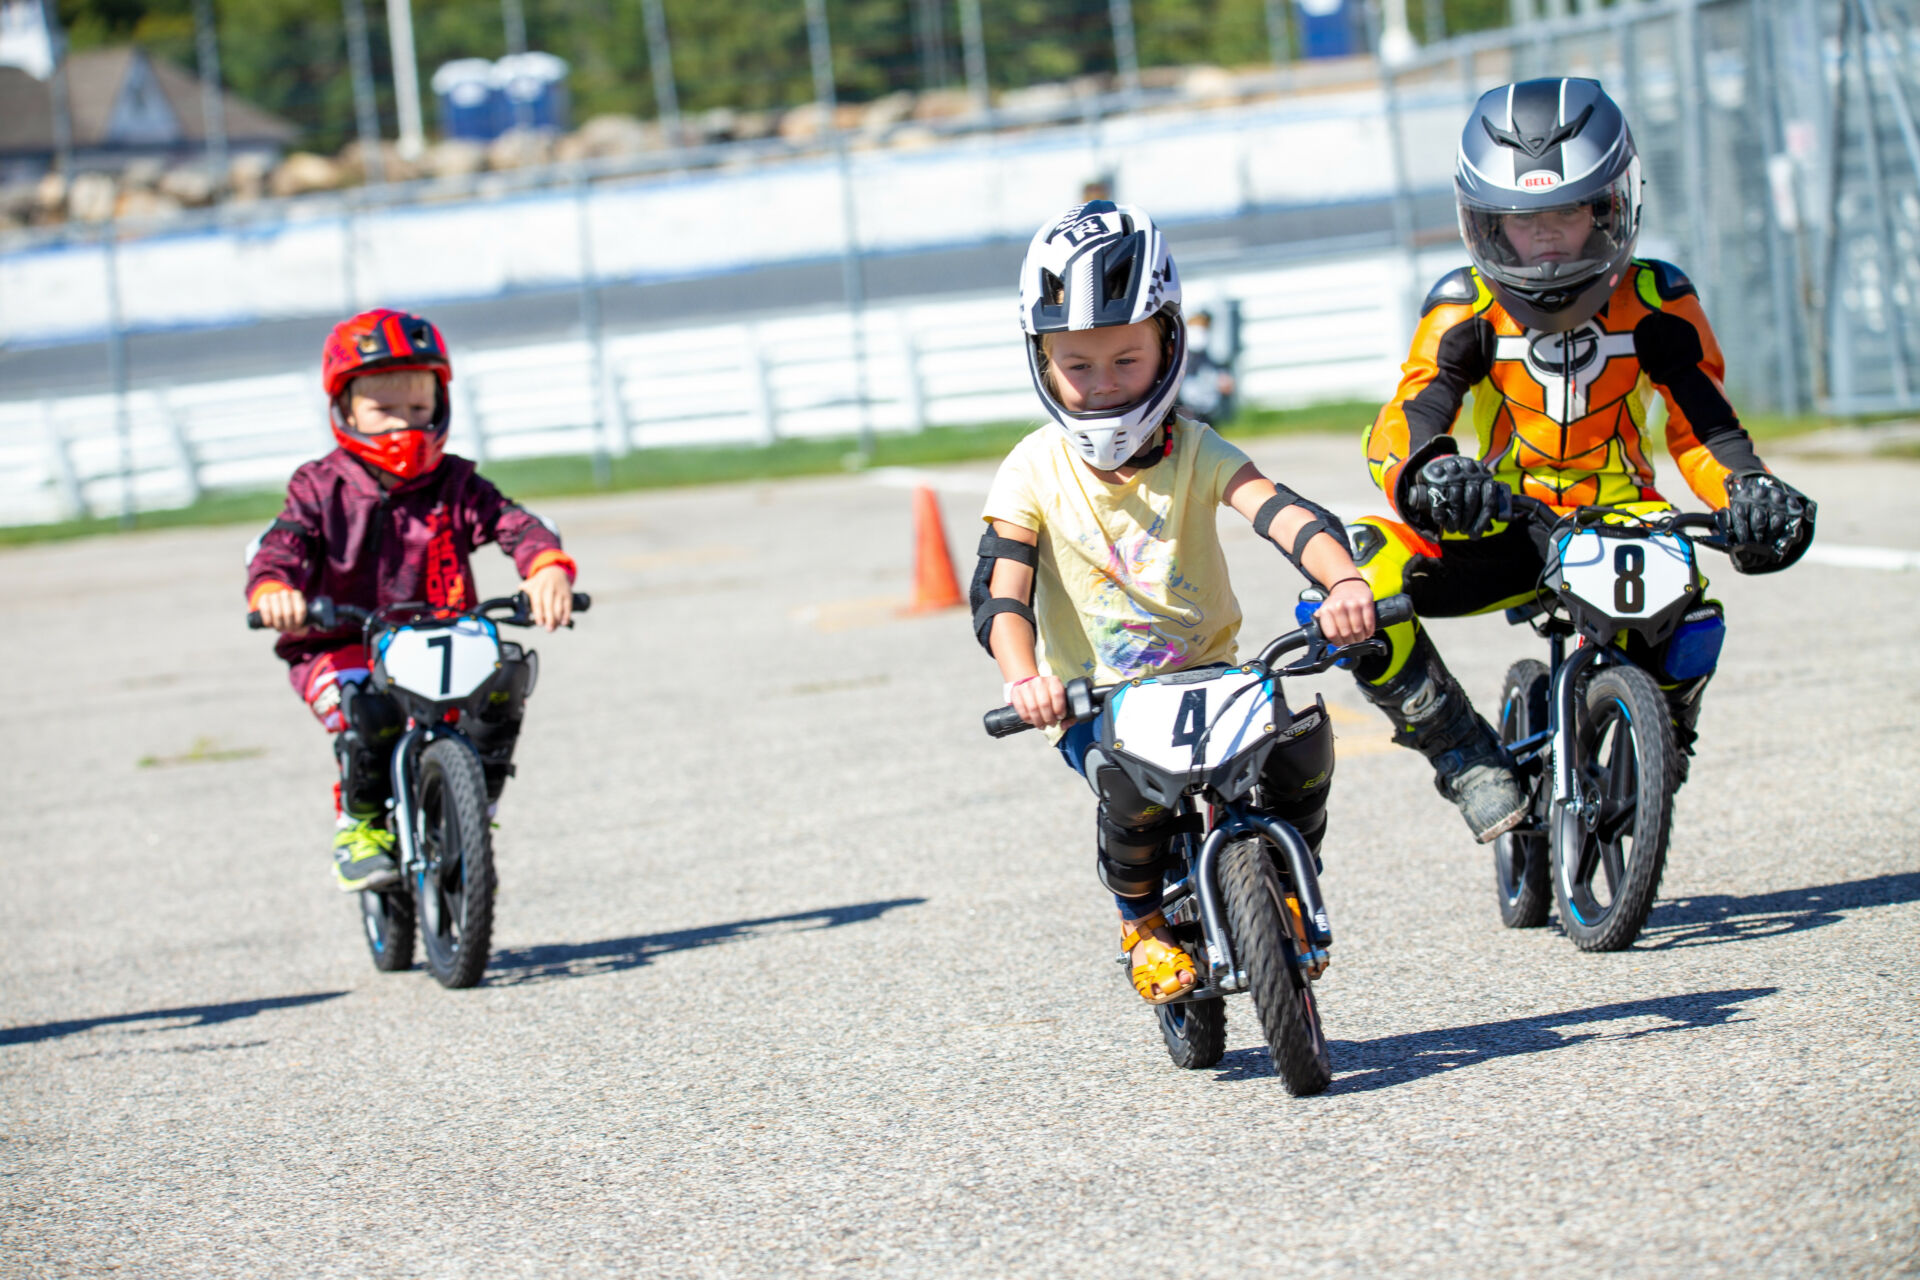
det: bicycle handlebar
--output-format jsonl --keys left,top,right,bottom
{"left": 982, "top": 593, "right": 1414, "bottom": 739}
{"left": 247, "top": 592, "right": 591, "bottom": 631}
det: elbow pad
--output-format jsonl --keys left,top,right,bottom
{"left": 1252, "top": 491, "right": 1352, "bottom": 574}
{"left": 971, "top": 532, "right": 1038, "bottom": 654}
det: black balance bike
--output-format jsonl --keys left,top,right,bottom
{"left": 984, "top": 595, "right": 1414, "bottom": 1094}
{"left": 250, "top": 591, "right": 589, "bottom": 987}
{"left": 1489, "top": 495, "right": 1730, "bottom": 951}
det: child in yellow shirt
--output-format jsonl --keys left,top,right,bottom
{"left": 975, "top": 202, "right": 1376, "bottom": 1005}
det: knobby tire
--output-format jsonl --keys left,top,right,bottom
{"left": 414, "top": 736, "right": 496, "bottom": 988}
{"left": 1219, "top": 838, "right": 1332, "bottom": 1095}
{"left": 1552, "top": 665, "right": 1673, "bottom": 952}
{"left": 1494, "top": 659, "right": 1553, "bottom": 929}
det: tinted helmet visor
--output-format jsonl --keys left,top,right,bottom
{"left": 1459, "top": 168, "right": 1637, "bottom": 306}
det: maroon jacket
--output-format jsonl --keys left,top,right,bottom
{"left": 246, "top": 449, "right": 575, "bottom": 684}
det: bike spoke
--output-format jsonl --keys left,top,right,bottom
{"left": 1572, "top": 839, "right": 1602, "bottom": 893}
{"left": 1599, "top": 837, "right": 1625, "bottom": 897}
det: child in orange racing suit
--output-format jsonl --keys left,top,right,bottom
{"left": 246, "top": 309, "right": 578, "bottom": 891}
{"left": 1351, "top": 77, "right": 1815, "bottom": 843}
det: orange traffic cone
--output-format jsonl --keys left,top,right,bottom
{"left": 902, "top": 485, "right": 964, "bottom": 614}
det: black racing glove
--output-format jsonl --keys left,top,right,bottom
{"left": 1721, "top": 471, "right": 1816, "bottom": 574}
{"left": 1411, "top": 455, "right": 1511, "bottom": 538}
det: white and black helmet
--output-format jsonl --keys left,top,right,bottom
{"left": 1019, "top": 200, "right": 1185, "bottom": 469}
{"left": 1456, "top": 78, "right": 1642, "bottom": 332}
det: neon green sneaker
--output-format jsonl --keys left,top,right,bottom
{"left": 332, "top": 818, "right": 400, "bottom": 892}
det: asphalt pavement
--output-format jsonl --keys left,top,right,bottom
{"left": 2, "top": 435, "right": 1915, "bottom": 1277}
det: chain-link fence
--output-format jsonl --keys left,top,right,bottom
{"left": 1380, "top": 0, "right": 1920, "bottom": 416}
{"left": 3, "top": 0, "right": 1915, "bottom": 526}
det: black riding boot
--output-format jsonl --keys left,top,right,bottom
{"left": 1356, "top": 631, "right": 1526, "bottom": 843}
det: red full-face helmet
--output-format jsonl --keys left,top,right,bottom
{"left": 323, "top": 309, "right": 454, "bottom": 481}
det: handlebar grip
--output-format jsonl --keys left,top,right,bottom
{"left": 572, "top": 592, "right": 592, "bottom": 612}
{"left": 1373, "top": 593, "right": 1415, "bottom": 630}
{"left": 983, "top": 706, "right": 1034, "bottom": 738}
{"left": 246, "top": 611, "right": 264, "bottom": 629}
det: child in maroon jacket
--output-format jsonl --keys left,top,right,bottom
{"left": 247, "top": 309, "right": 578, "bottom": 891}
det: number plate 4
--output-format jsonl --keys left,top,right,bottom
{"left": 1106, "top": 669, "right": 1277, "bottom": 773}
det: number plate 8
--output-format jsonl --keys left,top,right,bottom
{"left": 1556, "top": 529, "right": 1694, "bottom": 621}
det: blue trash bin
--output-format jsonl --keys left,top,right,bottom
{"left": 431, "top": 58, "right": 500, "bottom": 141}
{"left": 1295, "top": 0, "right": 1365, "bottom": 59}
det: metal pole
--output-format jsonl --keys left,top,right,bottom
{"left": 805, "top": 0, "right": 874, "bottom": 459}
{"left": 1423, "top": 0, "right": 1445, "bottom": 47}
{"left": 1674, "top": 0, "right": 1714, "bottom": 306}
{"left": 192, "top": 0, "right": 228, "bottom": 196}
{"left": 914, "top": 0, "right": 950, "bottom": 89}
{"left": 502, "top": 0, "right": 533, "bottom": 131}
{"left": 640, "top": 0, "right": 682, "bottom": 145}
{"left": 43, "top": 5, "right": 73, "bottom": 178}
{"left": 1109, "top": 0, "right": 1142, "bottom": 104}
{"left": 1754, "top": 0, "right": 1803, "bottom": 413}
{"left": 385, "top": 0, "right": 426, "bottom": 160}
{"left": 103, "top": 226, "right": 135, "bottom": 527}
{"left": 1263, "top": 0, "right": 1292, "bottom": 68}
{"left": 342, "top": 0, "right": 385, "bottom": 184}
{"left": 1817, "top": 0, "right": 1855, "bottom": 405}
{"left": 1377, "top": 41, "right": 1420, "bottom": 347}
{"left": 1850, "top": 4, "right": 1915, "bottom": 401}
{"left": 574, "top": 174, "right": 612, "bottom": 484}
{"left": 957, "top": 0, "right": 989, "bottom": 117}
{"left": 1856, "top": 0, "right": 1920, "bottom": 195}
{"left": 1379, "top": 0, "right": 1417, "bottom": 65}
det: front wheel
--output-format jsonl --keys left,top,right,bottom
{"left": 1552, "top": 665, "right": 1673, "bottom": 952}
{"left": 1493, "top": 659, "right": 1552, "bottom": 929}
{"left": 1218, "top": 838, "right": 1331, "bottom": 1095}
{"left": 358, "top": 887, "right": 415, "bottom": 972}
{"left": 412, "top": 736, "right": 496, "bottom": 988}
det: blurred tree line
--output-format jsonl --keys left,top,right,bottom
{"left": 56, "top": 0, "right": 1513, "bottom": 152}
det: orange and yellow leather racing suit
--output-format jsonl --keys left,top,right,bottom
{"left": 1352, "top": 258, "right": 1764, "bottom": 684}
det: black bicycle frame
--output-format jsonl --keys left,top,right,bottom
{"left": 1165, "top": 799, "right": 1330, "bottom": 998}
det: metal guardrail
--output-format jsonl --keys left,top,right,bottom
{"left": 0, "top": 247, "right": 1424, "bottom": 525}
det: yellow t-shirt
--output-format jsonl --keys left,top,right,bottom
{"left": 981, "top": 418, "right": 1254, "bottom": 699}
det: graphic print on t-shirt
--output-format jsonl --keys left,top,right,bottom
{"left": 1080, "top": 505, "right": 1206, "bottom": 677}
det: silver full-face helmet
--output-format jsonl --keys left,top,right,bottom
{"left": 1019, "top": 200, "right": 1186, "bottom": 469}
{"left": 1456, "top": 78, "right": 1642, "bottom": 332}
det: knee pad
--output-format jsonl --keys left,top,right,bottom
{"left": 1261, "top": 702, "right": 1334, "bottom": 821}
{"left": 334, "top": 682, "right": 402, "bottom": 817}
{"left": 334, "top": 731, "right": 391, "bottom": 817}
{"left": 340, "top": 681, "right": 403, "bottom": 743}
{"left": 1093, "top": 764, "right": 1178, "bottom": 899}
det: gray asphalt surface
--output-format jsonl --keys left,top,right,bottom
{"left": 3, "top": 436, "right": 1916, "bottom": 1277}
{"left": 0, "top": 194, "right": 1456, "bottom": 400}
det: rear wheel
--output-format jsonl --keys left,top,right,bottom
{"left": 413, "top": 736, "right": 496, "bottom": 988}
{"left": 1493, "top": 659, "right": 1552, "bottom": 929}
{"left": 358, "top": 887, "right": 415, "bottom": 972}
{"left": 1552, "top": 665, "right": 1673, "bottom": 952}
{"left": 1219, "top": 838, "right": 1331, "bottom": 1095}
{"left": 1155, "top": 918, "right": 1226, "bottom": 1069}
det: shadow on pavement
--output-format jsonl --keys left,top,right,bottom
{"left": 1636, "top": 871, "right": 1920, "bottom": 950}
{"left": 1212, "top": 986, "right": 1778, "bottom": 1090}
{"left": 486, "top": 897, "right": 929, "bottom": 987}
{"left": 1, "top": 991, "right": 349, "bottom": 1048}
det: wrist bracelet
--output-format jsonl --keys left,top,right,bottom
{"left": 1002, "top": 675, "right": 1040, "bottom": 703}
{"left": 1323, "top": 576, "right": 1367, "bottom": 593}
